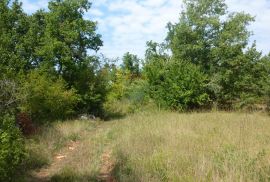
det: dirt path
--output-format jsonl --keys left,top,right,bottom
{"left": 30, "top": 141, "right": 80, "bottom": 182}
{"left": 27, "top": 123, "right": 117, "bottom": 182}
{"left": 98, "top": 149, "right": 116, "bottom": 182}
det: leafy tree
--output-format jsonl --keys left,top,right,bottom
{"left": 121, "top": 52, "right": 141, "bottom": 78}
{"left": 34, "top": 0, "right": 105, "bottom": 115}
{"left": 165, "top": 0, "right": 269, "bottom": 108}
{"left": 0, "top": 0, "right": 107, "bottom": 116}
{"left": 145, "top": 48, "right": 209, "bottom": 110}
{"left": 36, "top": 0, "right": 102, "bottom": 80}
{"left": 167, "top": 0, "right": 254, "bottom": 73}
{"left": 0, "top": 0, "right": 30, "bottom": 76}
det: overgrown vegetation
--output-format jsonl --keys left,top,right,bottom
{"left": 111, "top": 111, "right": 270, "bottom": 181}
{"left": 0, "top": 115, "right": 25, "bottom": 182}
{"left": 17, "top": 111, "right": 270, "bottom": 181}
{"left": 144, "top": 0, "right": 270, "bottom": 110}
{"left": 1, "top": 0, "right": 270, "bottom": 180}
{"left": 18, "top": 71, "right": 79, "bottom": 122}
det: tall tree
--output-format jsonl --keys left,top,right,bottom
{"left": 37, "top": 0, "right": 102, "bottom": 80}
{"left": 167, "top": 0, "right": 254, "bottom": 73}
{"left": 166, "top": 0, "right": 268, "bottom": 108}
{"left": 34, "top": 0, "right": 105, "bottom": 114}
{"left": 0, "top": 0, "right": 30, "bottom": 76}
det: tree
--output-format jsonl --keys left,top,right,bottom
{"left": 36, "top": 0, "right": 102, "bottom": 80}
{"left": 165, "top": 0, "right": 268, "bottom": 108}
{"left": 121, "top": 52, "right": 141, "bottom": 78}
{"left": 0, "top": 0, "right": 30, "bottom": 76}
{"left": 34, "top": 0, "right": 105, "bottom": 115}
{"left": 144, "top": 42, "right": 209, "bottom": 111}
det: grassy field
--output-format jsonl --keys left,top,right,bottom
{"left": 24, "top": 111, "right": 270, "bottom": 182}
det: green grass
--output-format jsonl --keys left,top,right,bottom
{"left": 24, "top": 111, "right": 270, "bottom": 181}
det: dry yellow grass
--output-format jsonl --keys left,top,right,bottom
{"left": 111, "top": 111, "right": 270, "bottom": 182}
{"left": 24, "top": 111, "right": 270, "bottom": 182}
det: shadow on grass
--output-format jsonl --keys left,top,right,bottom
{"left": 49, "top": 167, "right": 101, "bottom": 182}
{"left": 50, "top": 174, "right": 100, "bottom": 182}
{"left": 25, "top": 174, "right": 100, "bottom": 182}
{"left": 112, "top": 151, "right": 140, "bottom": 182}
{"left": 103, "top": 111, "right": 126, "bottom": 121}
{"left": 24, "top": 169, "right": 101, "bottom": 182}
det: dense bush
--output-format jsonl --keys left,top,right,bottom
{"left": 17, "top": 71, "right": 79, "bottom": 122}
{"left": 126, "top": 79, "right": 150, "bottom": 105}
{"left": 104, "top": 69, "right": 135, "bottom": 116}
{"left": 74, "top": 62, "right": 109, "bottom": 116}
{"left": 146, "top": 58, "right": 210, "bottom": 111}
{"left": 0, "top": 115, "right": 25, "bottom": 181}
{"left": 106, "top": 69, "right": 131, "bottom": 101}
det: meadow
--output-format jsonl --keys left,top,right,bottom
{"left": 1, "top": 0, "right": 270, "bottom": 181}
{"left": 23, "top": 110, "right": 270, "bottom": 182}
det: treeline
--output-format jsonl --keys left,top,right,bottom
{"left": 144, "top": 0, "right": 270, "bottom": 111}
{"left": 109, "top": 0, "right": 270, "bottom": 112}
{"left": 1, "top": 0, "right": 270, "bottom": 180}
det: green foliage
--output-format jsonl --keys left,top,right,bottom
{"left": 72, "top": 57, "right": 109, "bottom": 116}
{"left": 126, "top": 79, "right": 150, "bottom": 106}
{"left": 0, "top": 78, "right": 18, "bottom": 114}
{"left": 145, "top": 56, "right": 209, "bottom": 110}
{"left": 34, "top": 0, "right": 102, "bottom": 79}
{"left": 0, "top": 0, "right": 30, "bottom": 75}
{"left": 105, "top": 56, "right": 149, "bottom": 115}
{"left": 0, "top": 115, "right": 25, "bottom": 181}
{"left": 121, "top": 52, "right": 141, "bottom": 77}
{"left": 104, "top": 68, "right": 132, "bottom": 115}
{"left": 0, "top": 0, "right": 106, "bottom": 117}
{"left": 17, "top": 71, "right": 79, "bottom": 122}
{"left": 107, "top": 69, "right": 131, "bottom": 100}
{"left": 161, "top": 0, "right": 269, "bottom": 109}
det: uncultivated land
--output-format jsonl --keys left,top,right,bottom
{"left": 22, "top": 111, "right": 270, "bottom": 182}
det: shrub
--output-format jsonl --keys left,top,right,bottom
{"left": 17, "top": 71, "right": 79, "bottom": 122}
{"left": 0, "top": 115, "right": 26, "bottom": 181}
{"left": 146, "top": 59, "right": 210, "bottom": 111}
{"left": 126, "top": 79, "right": 150, "bottom": 111}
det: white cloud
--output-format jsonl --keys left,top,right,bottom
{"left": 21, "top": 0, "right": 49, "bottom": 13}
{"left": 91, "top": 0, "right": 183, "bottom": 58}
{"left": 21, "top": 0, "right": 270, "bottom": 58}
{"left": 91, "top": 0, "right": 270, "bottom": 58}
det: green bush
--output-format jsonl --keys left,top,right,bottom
{"left": 0, "top": 115, "right": 25, "bottom": 181}
{"left": 146, "top": 59, "right": 210, "bottom": 111}
{"left": 18, "top": 71, "right": 79, "bottom": 122}
{"left": 126, "top": 79, "right": 150, "bottom": 107}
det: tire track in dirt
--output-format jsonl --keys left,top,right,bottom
{"left": 98, "top": 149, "right": 116, "bottom": 182}
{"left": 30, "top": 141, "right": 80, "bottom": 182}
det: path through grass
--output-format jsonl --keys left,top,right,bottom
{"left": 23, "top": 111, "right": 270, "bottom": 182}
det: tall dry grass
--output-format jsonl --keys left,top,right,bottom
{"left": 23, "top": 111, "right": 270, "bottom": 182}
{"left": 111, "top": 111, "right": 270, "bottom": 182}
{"left": 24, "top": 120, "right": 111, "bottom": 181}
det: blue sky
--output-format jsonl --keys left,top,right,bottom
{"left": 21, "top": 0, "right": 270, "bottom": 59}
